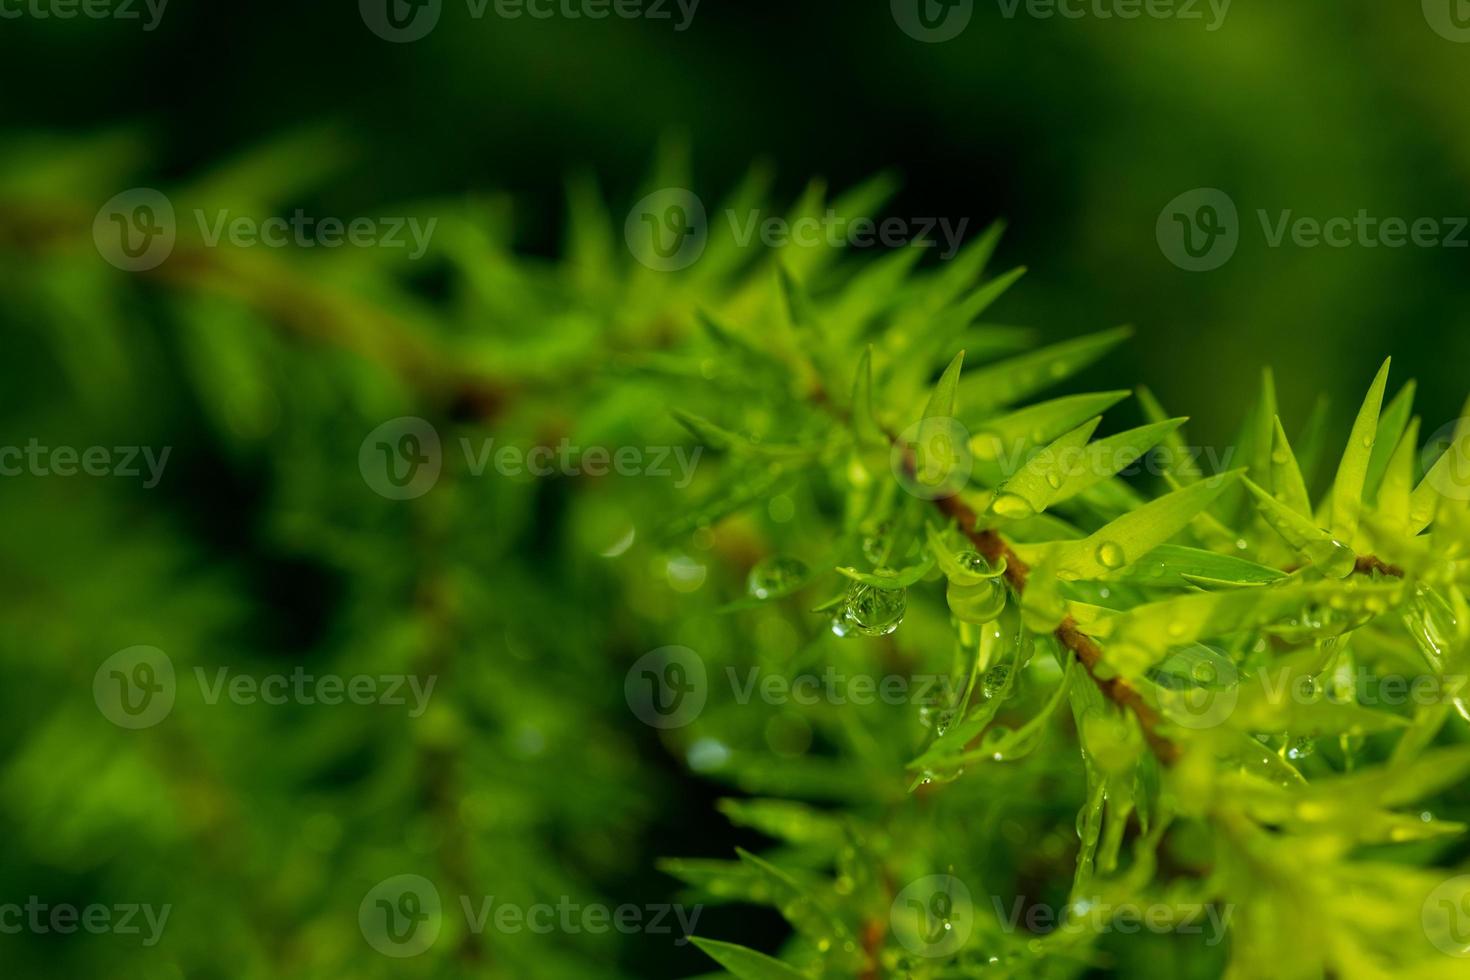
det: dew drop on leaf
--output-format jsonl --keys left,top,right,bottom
{"left": 1096, "top": 540, "right": 1127, "bottom": 570}
{"left": 1287, "top": 735, "right": 1315, "bottom": 760}
{"left": 838, "top": 581, "right": 906, "bottom": 637}
{"left": 991, "top": 492, "right": 1035, "bottom": 520}
{"left": 982, "top": 663, "right": 1012, "bottom": 699}
{"left": 746, "top": 554, "right": 809, "bottom": 599}
{"left": 861, "top": 521, "right": 891, "bottom": 565}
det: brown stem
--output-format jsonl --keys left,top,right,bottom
{"left": 933, "top": 493, "right": 1183, "bottom": 765}
{"left": 1353, "top": 554, "right": 1405, "bottom": 578}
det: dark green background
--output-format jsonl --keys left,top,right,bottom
{"left": 7, "top": 1, "right": 1467, "bottom": 443}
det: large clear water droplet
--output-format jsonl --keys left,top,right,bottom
{"left": 1096, "top": 540, "right": 1127, "bottom": 570}
{"left": 838, "top": 581, "right": 906, "bottom": 637}
{"left": 956, "top": 550, "right": 988, "bottom": 573}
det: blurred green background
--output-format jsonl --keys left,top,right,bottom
{"left": 2, "top": 1, "right": 1469, "bottom": 977}
{"left": 8, "top": 0, "right": 1469, "bottom": 438}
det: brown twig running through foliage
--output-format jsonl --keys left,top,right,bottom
{"left": 1354, "top": 554, "right": 1405, "bottom": 578}
{"left": 932, "top": 493, "right": 1184, "bottom": 765}
{"left": 930, "top": 490, "right": 1409, "bottom": 766}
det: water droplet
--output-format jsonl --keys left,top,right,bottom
{"left": 1286, "top": 735, "right": 1315, "bottom": 760}
{"left": 957, "top": 550, "right": 988, "bottom": 572}
{"left": 746, "top": 555, "right": 809, "bottom": 600}
{"left": 1045, "top": 469, "right": 1064, "bottom": 489}
{"left": 666, "top": 554, "right": 707, "bottom": 592}
{"left": 861, "top": 521, "right": 891, "bottom": 565}
{"left": 982, "top": 663, "right": 1011, "bottom": 699}
{"left": 599, "top": 525, "right": 637, "bottom": 558}
{"left": 838, "top": 581, "right": 907, "bottom": 637}
{"left": 991, "top": 492, "right": 1035, "bottom": 520}
{"left": 687, "top": 737, "right": 731, "bottom": 772}
{"left": 947, "top": 577, "right": 1007, "bottom": 624}
{"left": 1096, "top": 540, "right": 1127, "bottom": 570}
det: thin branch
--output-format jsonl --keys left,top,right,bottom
{"left": 1354, "top": 554, "right": 1405, "bottom": 578}
{"left": 933, "top": 493, "right": 1183, "bottom": 764}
